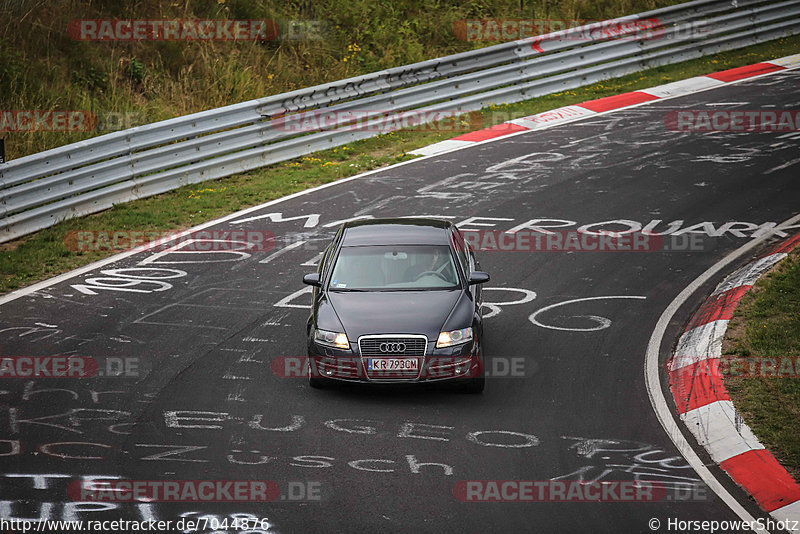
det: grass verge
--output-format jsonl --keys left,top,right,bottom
{"left": 2, "top": 34, "right": 800, "bottom": 295}
{"left": 723, "top": 244, "right": 800, "bottom": 480}
{"left": 1, "top": 0, "right": 685, "bottom": 160}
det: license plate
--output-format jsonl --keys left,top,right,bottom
{"left": 368, "top": 358, "right": 419, "bottom": 371}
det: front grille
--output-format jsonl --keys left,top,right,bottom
{"left": 358, "top": 336, "right": 427, "bottom": 357}
{"left": 359, "top": 335, "right": 427, "bottom": 380}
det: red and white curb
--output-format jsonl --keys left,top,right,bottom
{"left": 410, "top": 53, "right": 800, "bottom": 156}
{"left": 667, "top": 234, "right": 800, "bottom": 526}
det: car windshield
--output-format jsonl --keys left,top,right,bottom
{"left": 329, "top": 245, "right": 460, "bottom": 290}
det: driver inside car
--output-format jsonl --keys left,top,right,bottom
{"left": 403, "top": 248, "right": 446, "bottom": 282}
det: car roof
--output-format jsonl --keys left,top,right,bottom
{"left": 340, "top": 218, "right": 454, "bottom": 246}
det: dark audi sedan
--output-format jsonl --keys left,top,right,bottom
{"left": 302, "top": 218, "right": 490, "bottom": 392}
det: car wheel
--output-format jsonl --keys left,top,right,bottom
{"left": 308, "top": 374, "right": 329, "bottom": 389}
{"left": 462, "top": 341, "right": 485, "bottom": 393}
{"left": 462, "top": 373, "right": 485, "bottom": 393}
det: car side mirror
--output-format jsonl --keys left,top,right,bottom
{"left": 468, "top": 271, "right": 490, "bottom": 285}
{"left": 303, "top": 273, "right": 322, "bottom": 287}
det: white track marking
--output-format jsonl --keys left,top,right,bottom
{"left": 480, "top": 287, "right": 537, "bottom": 319}
{"left": 528, "top": 295, "right": 646, "bottom": 331}
{"left": 258, "top": 240, "right": 305, "bottom": 264}
{"left": 764, "top": 157, "right": 800, "bottom": 175}
{"left": 645, "top": 212, "right": 800, "bottom": 533}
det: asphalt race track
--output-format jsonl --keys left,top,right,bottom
{"left": 2, "top": 69, "right": 799, "bottom": 533}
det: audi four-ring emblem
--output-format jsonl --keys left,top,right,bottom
{"left": 379, "top": 342, "right": 406, "bottom": 353}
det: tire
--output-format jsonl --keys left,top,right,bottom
{"left": 463, "top": 340, "right": 485, "bottom": 393}
{"left": 308, "top": 359, "right": 328, "bottom": 388}
{"left": 462, "top": 372, "right": 485, "bottom": 393}
{"left": 308, "top": 375, "right": 328, "bottom": 389}
{"left": 308, "top": 352, "right": 328, "bottom": 388}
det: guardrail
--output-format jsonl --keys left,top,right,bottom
{"left": 1, "top": 0, "right": 798, "bottom": 242}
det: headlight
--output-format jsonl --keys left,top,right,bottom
{"left": 436, "top": 327, "right": 473, "bottom": 348}
{"left": 314, "top": 328, "right": 350, "bottom": 349}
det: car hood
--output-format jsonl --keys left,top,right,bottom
{"left": 326, "top": 290, "right": 462, "bottom": 341}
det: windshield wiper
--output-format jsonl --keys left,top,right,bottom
{"left": 388, "top": 287, "right": 458, "bottom": 291}
{"left": 328, "top": 288, "right": 368, "bottom": 292}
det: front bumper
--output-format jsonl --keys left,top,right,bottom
{"left": 307, "top": 338, "right": 482, "bottom": 383}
